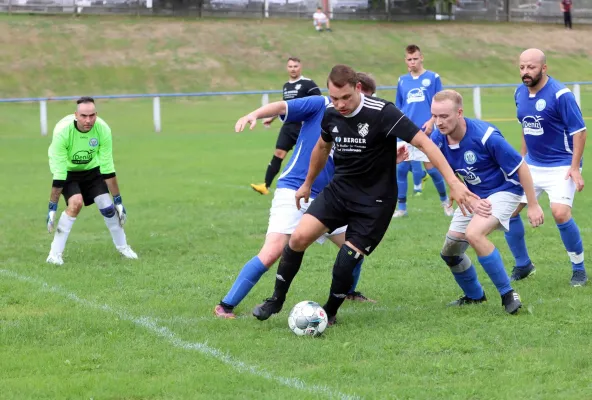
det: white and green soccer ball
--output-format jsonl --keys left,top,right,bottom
{"left": 288, "top": 300, "right": 328, "bottom": 337}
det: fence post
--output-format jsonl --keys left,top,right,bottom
{"left": 573, "top": 84, "right": 581, "bottom": 108}
{"left": 153, "top": 96, "right": 161, "bottom": 133}
{"left": 264, "top": 0, "right": 269, "bottom": 18}
{"left": 261, "top": 93, "right": 269, "bottom": 106}
{"left": 40, "top": 100, "right": 48, "bottom": 136}
{"left": 473, "top": 86, "right": 482, "bottom": 120}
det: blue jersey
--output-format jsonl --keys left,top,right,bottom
{"left": 276, "top": 96, "right": 334, "bottom": 197}
{"left": 515, "top": 76, "right": 586, "bottom": 167}
{"left": 395, "top": 70, "right": 442, "bottom": 140}
{"left": 431, "top": 118, "right": 524, "bottom": 198}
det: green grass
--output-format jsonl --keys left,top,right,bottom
{"left": 2, "top": 15, "right": 592, "bottom": 400}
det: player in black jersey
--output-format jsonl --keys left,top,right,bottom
{"left": 252, "top": 64, "right": 479, "bottom": 324}
{"left": 251, "top": 57, "right": 322, "bottom": 195}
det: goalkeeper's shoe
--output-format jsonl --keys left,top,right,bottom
{"left": 117, "top": 245, "right": 138, "bottom": 259}
{"left": 46, "top": 252, "right": 64, "bottom": 266}
{"left": 250, "top": 183, "right": 269, "bottom": 195}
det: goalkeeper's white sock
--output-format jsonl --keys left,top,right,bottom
{"left": 104, "top": 215, "right": 127, "bottom": 248}
{"left": 50, "top": 211, "right": 76, "bottom": 255}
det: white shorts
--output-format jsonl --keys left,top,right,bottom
{"left": 521, "top": 164, "right": 580, "bottom": 207}
{"left": 449, "top": 191, "right": 522, "bottom": 234}
{"left": 397, "top": 142, "right": 429, "bottom": 162}
{"left": 267, "top": 188, "right": 347, "bottom": 244}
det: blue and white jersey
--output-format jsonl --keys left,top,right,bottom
{"left": 395, "top": 70, "right": 442, "bottom": 142}
{"left": 515, "top": 76, "right": 586, "bottom": 167}
{"left": 431, "top": 118, "right": 524, "bottom": 198}
{"left": 277, "top": 96, "right": 334, "bottom": 197}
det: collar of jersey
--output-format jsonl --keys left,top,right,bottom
{"left": 345, "top": 93, "right": 365, "bottom": 118}
{"left": 527, "top": 75, "right": 552, "bottom": 98}
{"left": 288, "top": 76, "right": 303, "bottom": 83}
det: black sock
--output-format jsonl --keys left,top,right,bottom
{"left": 265, "top": 155, "right": 283, "bottom": 188}
{"left": 272, "top": 244, "right": 305, "bottom": 300}
{"left": 323, "top": 245, "right": 364, "bottom": 317}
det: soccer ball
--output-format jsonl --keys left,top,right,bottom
{"left": 288, "top": 300, "right": 328, "bottom": 337}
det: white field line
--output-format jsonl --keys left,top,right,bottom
{"left": 0, "top": 269, "right": 361, "bottom": 400}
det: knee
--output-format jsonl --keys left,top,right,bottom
{"left": 552, "top": 206, "right": 571, "bottom": 224}
{"left": 273, "top": 149, "right": 286, "bottom": 159}
{"left": 441, "top": 234, "right": 470, "bottom": 266}
{"left": 67, "top": 195, "right": 83, "bottom": 216}
{"left": 464, "top": 228, "right": 482, "bottom": 248}
{"left": 99, "top": 204, "right": 116, "bottom": 218}
{"left": 289, "top": 231, "right": 313, "bottom": 252}
{"left": 441, "top": 253, "right": 462, "bottom": 267}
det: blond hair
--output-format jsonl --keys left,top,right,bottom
{"left": 433, "top": 89, "right": 463, "bottom": 109}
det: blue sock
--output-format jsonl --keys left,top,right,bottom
{"left": 222, "top": 256, "right": 268, "bottom": 307}
{"left": 478, "top": 248, "right": 513, "bottom": 296}
{"left": 557, "top": 219, "right": 585, "bottom": 272}
{"left": 411, "top": 161, "right": 424, "bottom": 192}
{"left": 451, "top": 264, "right": 484, "bottom": 300}
{"left": 426, "top": 167, "right": 448, "bottom": 201}
{"left": 398, "top": 197, "right": 407, "bottom": 211}
{"left": 397, "top": 161, "right": 410, "bottom": 209}
{"left": 504, "top": 216, "right": 532, "bottom": 268}
{"left": 348, "top": 259, "right": 363, "bottom": 294}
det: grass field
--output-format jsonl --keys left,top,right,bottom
{"left": 2, "top": 15, "right": 592, "bottom": 400}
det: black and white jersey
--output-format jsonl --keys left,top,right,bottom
{"left": 320, "top": 94, "right": 420, "bottom": 205}
{"left": 282, "top": 77, "right": 322, "bottom": 101}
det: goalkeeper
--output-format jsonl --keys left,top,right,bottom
{"left": 46, "top": 97, "right": 138, "bottom": 265}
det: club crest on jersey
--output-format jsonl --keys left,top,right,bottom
{"left": 357, "top": 123, "right": 370, "bottom": 137}
{"left": 422, "top": 78, "right": 431, "bottom": 87}
{"left": 406, "top": 88, "right": 425, "bottom": 104}
{"left": 522, "top": 116, "right": 544, "bottom": 136}
{"left": 535, "top": 99, "right": 546, "bottom": 111}
{"left": 89, "top": 138, "right": 99, "bottom": 147}
{"left": 463, "top": 150, "right": 477, "bottom": 165}
{"left": 335, "top": 136, "right": 342, "bottom": 143}
{"left": 295, "top": 84, "right": 301, "bottom": 90}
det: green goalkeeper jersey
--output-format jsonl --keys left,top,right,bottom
{"left": 48, "top": 114, "right": 115, "bottom": 180}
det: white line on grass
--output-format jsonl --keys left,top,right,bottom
{"left": 0, "top": 269, "right": 361, "bottom": 400}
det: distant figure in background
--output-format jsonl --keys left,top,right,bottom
{"left": 560, "top": 0, "right": 573, "bottom": 29}
{"left": 313, "top": 7, "right": 332, "bottom": 32}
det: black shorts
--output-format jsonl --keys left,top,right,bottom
{"left": 275, "top": 122, "right": 302, "bottom": 152}
{"left": 305, "top": 186, "right": 397, "bottom": 255}
{"left": 62, "top": 167, "right": 109, "bottom": 207}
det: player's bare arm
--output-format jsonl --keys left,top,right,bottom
{"left": 105, "top": 176, "right": 121, "bottom": 197}
{"left": 567, "top": 129, "right": 586, "bottom": 191}
{"left": 49, "top": 186, "right": 63, "bottom": 204}
{"left": 410, "top": 132, "right": 479, "bottom": 215}
{"left": 516, "top": 162, "right": 544, "bottom": 227}
{"left": 235, "top": 101, "right": 288, "bottom": 132}
{"left": 295, "top": 137, "right": 332, "bottom": 209}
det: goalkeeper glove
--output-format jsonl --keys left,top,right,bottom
{"left": 47, "top": 201, "right": 58, "bottom": 233}
{"left": 113, "top": 195, "right": 127, "bottom": 226}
